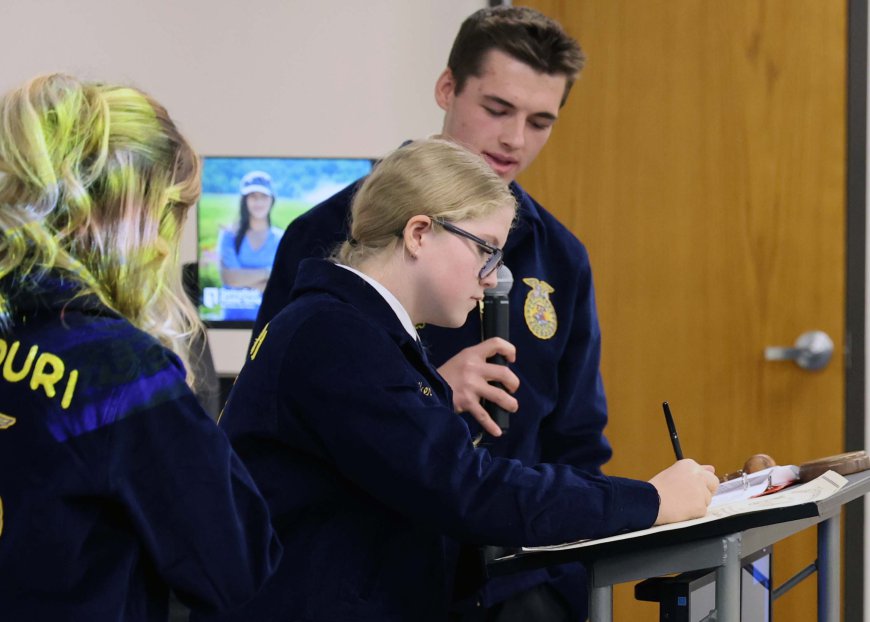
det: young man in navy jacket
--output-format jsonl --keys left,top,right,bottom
{"left": 255, "top": 7, "right": 616, "bottom": 621}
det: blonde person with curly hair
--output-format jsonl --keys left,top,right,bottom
{"left": 0, "top": 74, "right": 280, "bottom": 620}
{"left": 200, "top": 139, "right": 718, "bottom": 622}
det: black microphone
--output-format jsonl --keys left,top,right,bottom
{"left": 482, "top": 264, "right": 513, "bottom": 433}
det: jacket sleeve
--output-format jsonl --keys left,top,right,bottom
{"left": 101, "top": 347, "right": 282, "bottom": 613}
{"left": 277, "top": 308, "right": 657, "bottom": 548}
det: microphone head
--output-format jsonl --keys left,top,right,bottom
{"left": 484, "top": 264, "right": 513, "bottom": 297}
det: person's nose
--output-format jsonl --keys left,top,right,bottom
{"left": 480, "top": 267, "right": 498, "bottom": 289}
{"left": 499, "top": 116, "right": 525, "bottom": 150}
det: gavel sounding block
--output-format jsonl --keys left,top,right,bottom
{"left": 798, "top": 450, "right": 870, "bottom": 482}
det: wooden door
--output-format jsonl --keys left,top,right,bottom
{"left": 518, "top": 1, "right": 847, "bottom": 619}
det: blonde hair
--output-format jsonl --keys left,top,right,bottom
{"left": 0, "top": 73, "right": 203, "bottom": 382}
{"left": 336, "top": 138, "right": 515, "bottom": 267}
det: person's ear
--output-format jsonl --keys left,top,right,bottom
{"left": 402, "top": 215, "right": 432, "bottom": 258}
{"left": 434, "top": 68, "right": 456, "bottom": 112}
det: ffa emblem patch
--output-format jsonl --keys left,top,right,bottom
{"left": 522, "top": 278, "right": 557, "bottom": 340}
{"left": 0, "top": 413, "right": 15, "bottom": 430}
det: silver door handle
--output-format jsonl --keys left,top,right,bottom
{"left": 764, "top": 330, "right": 834, "bottom": 371}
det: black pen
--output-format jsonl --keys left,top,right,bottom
{"left": 662, "top": 401, "right": 684, "bottom": 460}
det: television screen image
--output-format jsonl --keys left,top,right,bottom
{"left": 197, "top": 156, "right": 373, "bottom": 327}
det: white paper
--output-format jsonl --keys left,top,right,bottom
{"left": 709, "top": 465, "right": 800, "bottom": 508}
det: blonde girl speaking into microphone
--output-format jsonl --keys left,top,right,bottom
{"left": 206, "top": 138, "right": 718, "bottom": 622}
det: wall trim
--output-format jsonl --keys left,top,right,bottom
{"left": 845, "top": 0, "right": 868, "bottom": 620}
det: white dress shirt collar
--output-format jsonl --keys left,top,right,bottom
{"left": 337, "top": 264, "right": 419, "bottom": 341}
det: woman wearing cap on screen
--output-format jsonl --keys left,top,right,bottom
{"left": 219, "top": 171, "right": 283, "bottom": 292}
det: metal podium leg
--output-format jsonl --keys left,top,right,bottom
{"left": 588, "top": 583, "right": 612, "bottom": 622}
{"left": 818, "top": 515, "right": 841, "bottom": 622}
{"left": 716, "top": 534, "right": 741, "bottom": 622}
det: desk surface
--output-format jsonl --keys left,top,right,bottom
{"left": 488, "top": 470, "right": 870, "bottom": 578}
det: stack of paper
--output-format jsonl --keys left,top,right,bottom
{"left": 709, "top": 465, "right": 800, "bottom": 508}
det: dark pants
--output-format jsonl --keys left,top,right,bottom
{"left": 450, "top": 584, "right": 574, "bottom": 622}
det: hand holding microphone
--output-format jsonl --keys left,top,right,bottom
{"left": 482, "top": 265, "right": 514, "bottom": 434}
{"left": 435, "top": 264, "right": 518, "bottom": 437}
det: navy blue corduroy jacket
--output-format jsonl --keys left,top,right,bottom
{"left": 254, "top": 179, "right": 615, "bottom": 616}
{"left": 0, "top": 274, "right": 282, "bottom": 620}
{"left": 208, "top": 259, "right": 657, "bottom": 622}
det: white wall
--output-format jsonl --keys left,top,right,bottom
{"left": 0, "top": 0, "right": 483, "bottom": 373}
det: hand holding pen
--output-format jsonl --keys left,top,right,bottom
{"left": 647, "top": 401, "right": 719, "bottom": 525}
{"left": 662, "top": 401, "right": 683, "bottom": 460}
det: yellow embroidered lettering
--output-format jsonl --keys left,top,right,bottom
{"left": 0, "top": 413, "right": 15, "bottom": 429}
{"left": 250, "top": 323, "right": 268, "bottom": 361}
{"left": 30, "top": 352, "right": 66, "bottom": 398}
{"left": 3, "top": 341, "right": 38, "bottom": 383}
{"left": 0, "top": 338, "right": 7, "bottom": 365}
{"left": 61, "top": 369, "right": 78, "bottom": 410}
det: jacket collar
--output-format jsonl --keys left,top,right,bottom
{"left": 291, "top": 258, "right": 421, "bottom": 355}
{"left": 506, "top": 181, "right": 542, "bottom": 254}
{"left": 1, "top": 270, "right": 116, "bottom": 319}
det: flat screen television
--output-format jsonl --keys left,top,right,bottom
{"left": 196, "top": 156, "right": 373, "bottom": 328}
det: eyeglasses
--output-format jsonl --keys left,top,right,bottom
{"left": 432, "top": 218, "right": 504, "bottom": 279}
